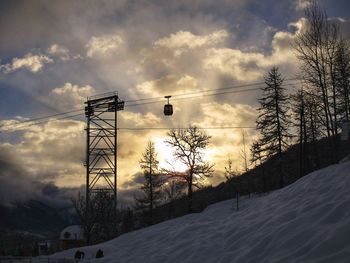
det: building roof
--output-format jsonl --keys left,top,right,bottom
{"left": 60, "top": 225, "right": 84, "bottom": 240}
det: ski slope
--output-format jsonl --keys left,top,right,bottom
{"left": 52, "top": 161, "right": 350, "bottom": 262}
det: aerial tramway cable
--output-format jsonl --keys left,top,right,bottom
{"left": 0, "top": 80, "right": 299, "bottom": 133}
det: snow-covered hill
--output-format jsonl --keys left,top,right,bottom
{"left": 52, "top": 161, "right": 350, "bottom": 262}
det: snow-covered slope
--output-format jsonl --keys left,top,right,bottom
{"left": 52, "top": 161, "right": 350, "bottom": 262}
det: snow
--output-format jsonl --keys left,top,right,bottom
{"left": 52, "top": 161, "right": 350, "bottom": 262}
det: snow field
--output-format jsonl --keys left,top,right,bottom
{"left": 52, "top": 161, "right": 350, "bottom": 262}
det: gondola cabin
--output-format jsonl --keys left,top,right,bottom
{"left": 164, "top": 95, "right": 173, "bottom": 116}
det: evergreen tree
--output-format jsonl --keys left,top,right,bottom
{"left": 256, "top": 67, "right": 291, "bottom": 188}
{"left": 134, "top": 141, "right": 163, "bottom": 224}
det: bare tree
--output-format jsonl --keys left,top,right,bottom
{"left": 335, "top": 39, "right": 350, "bottom": 122}
{"left": 72, "top": 192, "right": 95, "bottom": 245}
{"left": 250, "top": 139, "right": 267, "bottom": 192}
{"left": 240, "top": 130, "right": 252, "bottom": 196}
{"left": 305, "top": 90, "right": 322, "bottom": 169}
{"left": 291, "top": 88, "right": 307, "bottom": 177}
{"left": 240, "top": 130, "right": 249, "bottom": 173}
{"left": 165, "top": 126, "right": 214, "bottom": 212}
{"left": 72, "top": 191, "right": 118, "bottom": 244}
{"left": 224, "top": 158, "right": 240, "bottom": 181}
{"left": 91, "top": 191, "right": 118, "bottom": 242}
{"left": 224, "top": 157, "right": 241, "bottom": 203}
{"left": 294, "top": 0, "right": 341, "bottom": 161}
{"left": 163, "top": 178, "right": 186, "bottom": 218}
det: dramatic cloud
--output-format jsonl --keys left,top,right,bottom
{"left": 192, "top": 102, "right": 258, "bottom": 172}
{"left": 0, "top": 118, "right": 86, "bottom": 188}
{"left": 1, "top": 53, "right": 53, "bottom": 73}
{"left": 295, "top": 0, "right": 312, "bottom": 11}
{"left": 120, "top": 111, "right": 161, "bottom": 126}
{"left": 201, "top": 25, "right": 300, "bottom": 82}
{"left": 50, "top": 82, "right": 95, "bottom": 109}
{"left": 47, "top": 44, "right": 70, "bottom": 61}
{"left": 203, "top": 48, "right": 266, "bottom": 82}
{"left": 0, "top": 143, "right": 77, "bottom": 207}
{"left": 137, "top": 74, "right": 199, "bottom": 96}
{"left": 121, "top": 172, "right": 145, "bottom": 189}
{"left": 155, "top": 30, "right": 229, "bottom": 56}
{"left": 86, "top": 34, "right": 124, "bottom": 58}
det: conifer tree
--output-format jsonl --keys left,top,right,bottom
{"left": 256, "top": 67, "right": 291, "bottom": 188}
{"left": 135, "top": 141, "right": 163, "bottom": 224}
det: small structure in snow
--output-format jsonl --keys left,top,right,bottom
{"left": 60, "top": 225, "right": 85, "bottom": 250}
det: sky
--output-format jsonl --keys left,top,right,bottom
{"left": 0, "top": 0, "right": 349, "bottom": 207}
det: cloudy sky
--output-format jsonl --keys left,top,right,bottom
{"left": 0, "top": 0, "right": 349, "bottom": 206}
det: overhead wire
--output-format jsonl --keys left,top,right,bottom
{"left": 0, "top": 80, "right": 299, "bottom": 133}
{"left": 124, "top": 77, "right": 300, "bottom": 103}
{"left": 0, "top": 109, "right": 83, "bottom": 128}
{"left": 118, "top": 126, "right": 256, "bottom": 131}
{"left": 0, "top": 113, "right": 84, "bottom": 133}
{"left": 123, "top": 82, "right": 297, "bottom": 107}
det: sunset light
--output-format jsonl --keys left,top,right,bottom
{"left": 1, "top": 0, "right": 350, "bottom": 261}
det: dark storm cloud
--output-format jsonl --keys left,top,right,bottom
{"left": 121, "top": 172, "right": 144, "bottom": 189}
{"left": 0, "top": 145, "right": 79, "bottom": 207}
{"left": 117, "top": 188, "right": 142, "bottom": 207}
{"left": 0, "top": 146, "right": 32, "bottom": 205}
{"left": 0, "top": 0, "right": 294, "bottom": 57}
{"left": 0, "top": 142, "right": 142, "bottom": 207}
{"left": 0, "top": 0, "right": 128, "bottom": 58}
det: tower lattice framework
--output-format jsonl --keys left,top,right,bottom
{"left": 85, "top": 92, "right": 124, "bottom": 209}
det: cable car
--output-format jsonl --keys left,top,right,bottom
{"left": 164, "top": 95, "right": 173, "bottom": 116}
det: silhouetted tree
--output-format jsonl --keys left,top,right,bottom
{"left": 250, "top": 140, "right": 267, "bottom": 192}
{"left": 240, "top": 130, "right": 252, "bottom": 196}
{"left": 134, "top": 141, "right": 163, "bottom": 224}
{"left": 165, "top": 126, "right": 214, "bottom": 212}
{"left": 335, "top": 39, "right": 350, "bottom": 122}
{"left": 224, "top": 158, "right": 240, "bottom": 181}
{"left": 72, "top": 193, "right": 95, "bottom": 245}
{"left": 163, "top": 178, "right": 186, "bottom": 218}
{"left": 91, "top": 191, "right": 118, "bottom": 242}
{"left": 256, "top": 67, "right": 291, "bottom": 188}
{"left": 72, "top": 191, "right": 118, "bottom": 244}
{"left": 294, "top": 0, "right": 341, "bottom": 162}
{"left": 291, "top": 88, "right": 307, "bottom": 177}
{"left": 224, "top": 157, "right": 241, "bottom": 200}
{"left": 240, "top": 130, "right": 249, "bottom": 173}
{"left": 120, "top": 207, "right": 134, "bottom": 233}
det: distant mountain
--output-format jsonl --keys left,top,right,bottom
{"left": 0, "top": 199, "right": 75, "bottom": 238}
